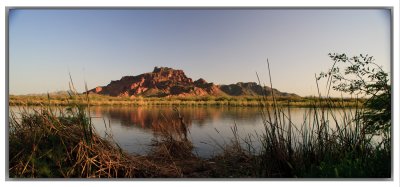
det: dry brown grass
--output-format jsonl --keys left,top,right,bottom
{"left": 8, "top": 106, "right": 183, "bottom": 178}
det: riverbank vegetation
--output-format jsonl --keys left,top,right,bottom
{"left": 9, "top": 105, "right": 200, "bottom": 177}
{"left": 8, "top": 54, "right": 391, "bottom": 178}
{"left": 9, "top": 94, "right": 363, "bottom": 108}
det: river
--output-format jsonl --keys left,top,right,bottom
{"left": 10, "top": 106, "right": 358, "bottom": 158}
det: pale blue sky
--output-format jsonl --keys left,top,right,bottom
{"left": 9, "top": 9, "right": 391, "bottom": 96}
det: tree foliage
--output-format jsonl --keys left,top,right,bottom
{"left": 318, "top": 53, "right": 391, "bottom": 134}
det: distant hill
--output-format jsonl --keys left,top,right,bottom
{"left": 86, "top": 67, "right": 299, "bottom": 98}
{"left": 219, "top": 82, "right": 297, "bottom": 97}
{"left": 19, "top": 90, "right": 73, "bottom": 96}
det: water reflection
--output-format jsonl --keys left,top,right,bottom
{"left": 91, "top": 106, "right": 261, "bottom": 130}
{"left": 10, "top": 106, "right": 355, "bottom": 158}
{"left": 89, "top": 106, "right": 264, "bottom": 157}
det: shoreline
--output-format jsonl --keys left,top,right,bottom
{"left": 9, "top": 94, "right": 364, "bottom": 108}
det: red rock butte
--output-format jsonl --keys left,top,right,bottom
{"left": 86, "top": 66, "right": 298, "bottom": 98}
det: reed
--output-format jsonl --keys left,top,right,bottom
{"left": 208, "top": 60, "right": 391, "bottom": 178}
{"left": 149, "top": 107, "right": 194, "bottom": 159}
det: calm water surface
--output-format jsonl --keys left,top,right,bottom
{"left": 10, "top": 106, "right": 356, "bottom": 158}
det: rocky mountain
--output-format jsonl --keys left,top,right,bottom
{"left": 87, "top": 67, "right": 298, "bottom": 98}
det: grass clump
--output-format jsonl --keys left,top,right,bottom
{"left": 8, "top": 101, "right": 187, "bottom": 178}
{"left": 208, "top": 126, "right": 257, "bottom": 178}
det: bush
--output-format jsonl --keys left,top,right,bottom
{"left": 318, "top": 53, "right": 391, "bottom": 135}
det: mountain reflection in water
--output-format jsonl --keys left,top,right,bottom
{"left": 89, "top": 106, "right": 263, "bottom": 157}
{"left": 91, "top": 106, "right": 261, "bottom": 130}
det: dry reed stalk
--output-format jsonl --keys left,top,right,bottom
{"left": 9, "top": 105, "right": 185, "bottom": 178}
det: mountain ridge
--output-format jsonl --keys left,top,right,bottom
{"left": 87, "top": 66, "right": 299, "bottom": 98}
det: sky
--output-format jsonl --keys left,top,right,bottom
{"left": 8, "top": 9, "right": 391, "bottom": 97}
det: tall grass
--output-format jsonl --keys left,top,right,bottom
{"left": 249, "top": 103, "right": 390, "bottom": 177}
{"left": 10, "top": 106, "right": 154, "bottom": 177}
{"left": 149, "top": 107, "right": 194, "bottom": 159}
{"left": 209, "top": 60, "right": 391, "bottom": 178}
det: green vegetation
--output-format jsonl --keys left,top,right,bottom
{"left": 206, "top": 54, "right": 391, "bottom": 177}
{"left": 208, "top": 105, "right": 390, "bottom": 177}
{"left": 9, "top": 94, "right": 363, "bottom": 108}
{"left": 8, "top": 53, "right": 390, "bottom": 178}
{"left": 318, "top": 53, "right": 391, "bottom": 135}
